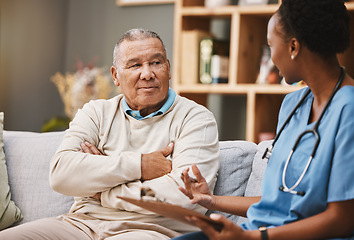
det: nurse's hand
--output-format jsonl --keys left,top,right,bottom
{"left": 179, "top": 164, "right": 214, "bottom": 210}
{"left": 188, "top": 213, "right": 256, "bottom": 240}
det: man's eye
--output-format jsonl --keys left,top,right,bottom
{"left": 129, "top": 64, "right": 141, "bottom": 68}
{"left": 151, "top": 61, "right": 161, "bottom": 65}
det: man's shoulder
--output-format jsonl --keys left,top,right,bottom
{"left": 172, "top": 95, "right": 215, "bottom": 118}
{"left": 84, "top": 94, "right": 123, "bottom": 109}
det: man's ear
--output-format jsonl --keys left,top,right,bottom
{"left": 167, "top": 59, "right": 171, "bottom": 79}
{"left": 289, "top": 37, "right": 300, "bottom": 60}
{"left": 111, "top": 66, "right": 120, "bottom": 86}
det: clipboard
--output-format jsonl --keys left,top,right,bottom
{"left": 117, "top": 196, "right": 223, "bottom": 231}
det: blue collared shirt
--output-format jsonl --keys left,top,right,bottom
{"left": 123, "top": 88, "right": 176, "bottom": 120}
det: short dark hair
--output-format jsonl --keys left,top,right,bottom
{"left": 113, "top": 28, "right": 166, "bottom": 67}
{"left": 276, "top": 0, "right": 350, "bottom": 58}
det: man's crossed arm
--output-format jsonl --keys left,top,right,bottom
{"left": 80, "top": 141, "right": 174, "bottom": 200}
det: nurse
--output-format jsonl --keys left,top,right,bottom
{"left": 172, "top": 0, "right": 354, "bottom": 239}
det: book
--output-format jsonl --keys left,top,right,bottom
{"left": 199, "top": 37, "right": 229, "bottom": 84}
{"left": 117, "top": 196, "right": 223, "bottom": 231}
{"left": 181, "top": 30, "right": 212, "bottom": 85}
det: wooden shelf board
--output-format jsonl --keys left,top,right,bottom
{"left": 175, "top": 84, "right": 304, "bottom": 95}
{"left": 181, "top": 6, "right": 238, "bottom": 16}
{"left": 238, "top": 4, "right": 279, "bottom": 15}
{"left": 180, "top": 4, "right": 279, "bottom": 17}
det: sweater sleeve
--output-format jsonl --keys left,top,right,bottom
{"left": 100, "top": 103, "right": 220, "bottom": 214}
{"left": 50, "top": 100, "right": 142, "bottom": 197}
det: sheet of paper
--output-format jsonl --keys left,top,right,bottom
{"left": 117, "top": 196, "right": 223, "bottom": 231}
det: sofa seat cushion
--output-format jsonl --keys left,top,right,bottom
{"left": 3, "top": 131, "right": 74, "bottom": 225}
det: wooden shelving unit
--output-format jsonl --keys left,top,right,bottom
{"left": 172, "top": 0, "right": 354, "bottom": 142}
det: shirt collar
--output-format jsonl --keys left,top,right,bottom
{"left": 123, "top": 88, "right": 176, "bottom": 120}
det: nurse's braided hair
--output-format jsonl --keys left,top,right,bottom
{"left": 276, "top": 0, "right": 350, "bottom": 58}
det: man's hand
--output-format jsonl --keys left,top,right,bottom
{"left": 141, "top": 142, "right": 174, "bottom": 181}
{"left": 80, "top": 141, "right": 103, "bottom": 155}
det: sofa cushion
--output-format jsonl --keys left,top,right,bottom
{"left": 210, "top": 140, "right": 257, "bottom": 223}
{"left": 244, "top": 140, "right": 272, "bottom": 197}
{"left": 236, "top": 140, "right": 272, "bottom": 225}
{"left": 0, "top": 113, "right": 23, "bottom": 230}
{"left": 3, "top": 131, "right": 74, "bottom": 225}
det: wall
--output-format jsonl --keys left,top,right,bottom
{"left": 0, "top": 0, "right": 174, "bottom": 132}
{"left": 64, "top": 0, "right": 174, "bottom": 71}
{"left": 0, "top": 0, "right": 68, "bottom": 131}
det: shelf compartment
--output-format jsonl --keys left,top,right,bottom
{"left": 252, "top": 93, "right": 284, "bottom": 143}
{"left": 237, "top": 14, "right": 272, "bottom": 84}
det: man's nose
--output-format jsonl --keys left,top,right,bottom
{"left": 140, "top": 63, "right": 155, "bottom": 80}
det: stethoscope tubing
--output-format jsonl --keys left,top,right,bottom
{"left": 264, "top": 66, "right": 346, "bottom": 196}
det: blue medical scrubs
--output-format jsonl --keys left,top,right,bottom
{"left": 172, "top": 86, "right": 354, "bottom": 240}
{"left": 242, "top": 86, "right": 354, "bottom": 239}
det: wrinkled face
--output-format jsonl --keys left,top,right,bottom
{"left": 111, "top": 37, "right": 171, "bottom": 116}
{"left": 267, "top": 14, "right": 300, "bottom": 85}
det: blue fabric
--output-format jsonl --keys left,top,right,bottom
{"left": 171, "top": 231, "right": 208, "bottom": 240}
{"left": 123, "top": 88, "right": 176, "bottom": 120}
{"left": 242, "top": 86, "right": 354, "bottom": 239}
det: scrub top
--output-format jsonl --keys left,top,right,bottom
{"left": 241, "top": 86, "right": 354, "bottom": 239}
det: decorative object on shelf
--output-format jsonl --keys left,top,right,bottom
{"left": 41, "top": 116, "right": 71, "bottom": 132}
{"left": 199, "top": 38, "right": 214, "bottom": 84}
{"left": 256, "top": 45, "right": 281, "bottom": 84}
{"left": 211, "top": 55, "right": 229, "bottom": 84}
{"left": 199, "top": 37, "right": 229, "bottom": 84}
{"left": 51, "top": 59, "right": 117, "bottom": 120}
{"left": 116, "top": 0, "right": 174, "bottom": 6}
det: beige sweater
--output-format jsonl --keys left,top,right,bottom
{"left": 50, "top": 94, "right": 219, "bottom": 233}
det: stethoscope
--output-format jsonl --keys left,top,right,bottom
{"left": 262, "top": 66, "right": 346, "bottom": 196}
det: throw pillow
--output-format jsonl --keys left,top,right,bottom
{"left": 0, "top": 112, "right": 22, "bottom": 230}
{"left": 236, "top": 140, "right": 272, "bottom": 225}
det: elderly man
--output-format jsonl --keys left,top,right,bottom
{"left": 0, "top": 29, "right": 219, "bottom": 239}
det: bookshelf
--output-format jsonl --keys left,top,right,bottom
{"left": 172, "top": 0, "right": 354, "bottom": 142}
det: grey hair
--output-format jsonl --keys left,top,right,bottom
{"left": 112, "top": 28, "right": 167, "bottom": 67}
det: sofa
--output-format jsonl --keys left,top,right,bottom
{"left": 0, "top": 129, "right": 271, "bottom": 230}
